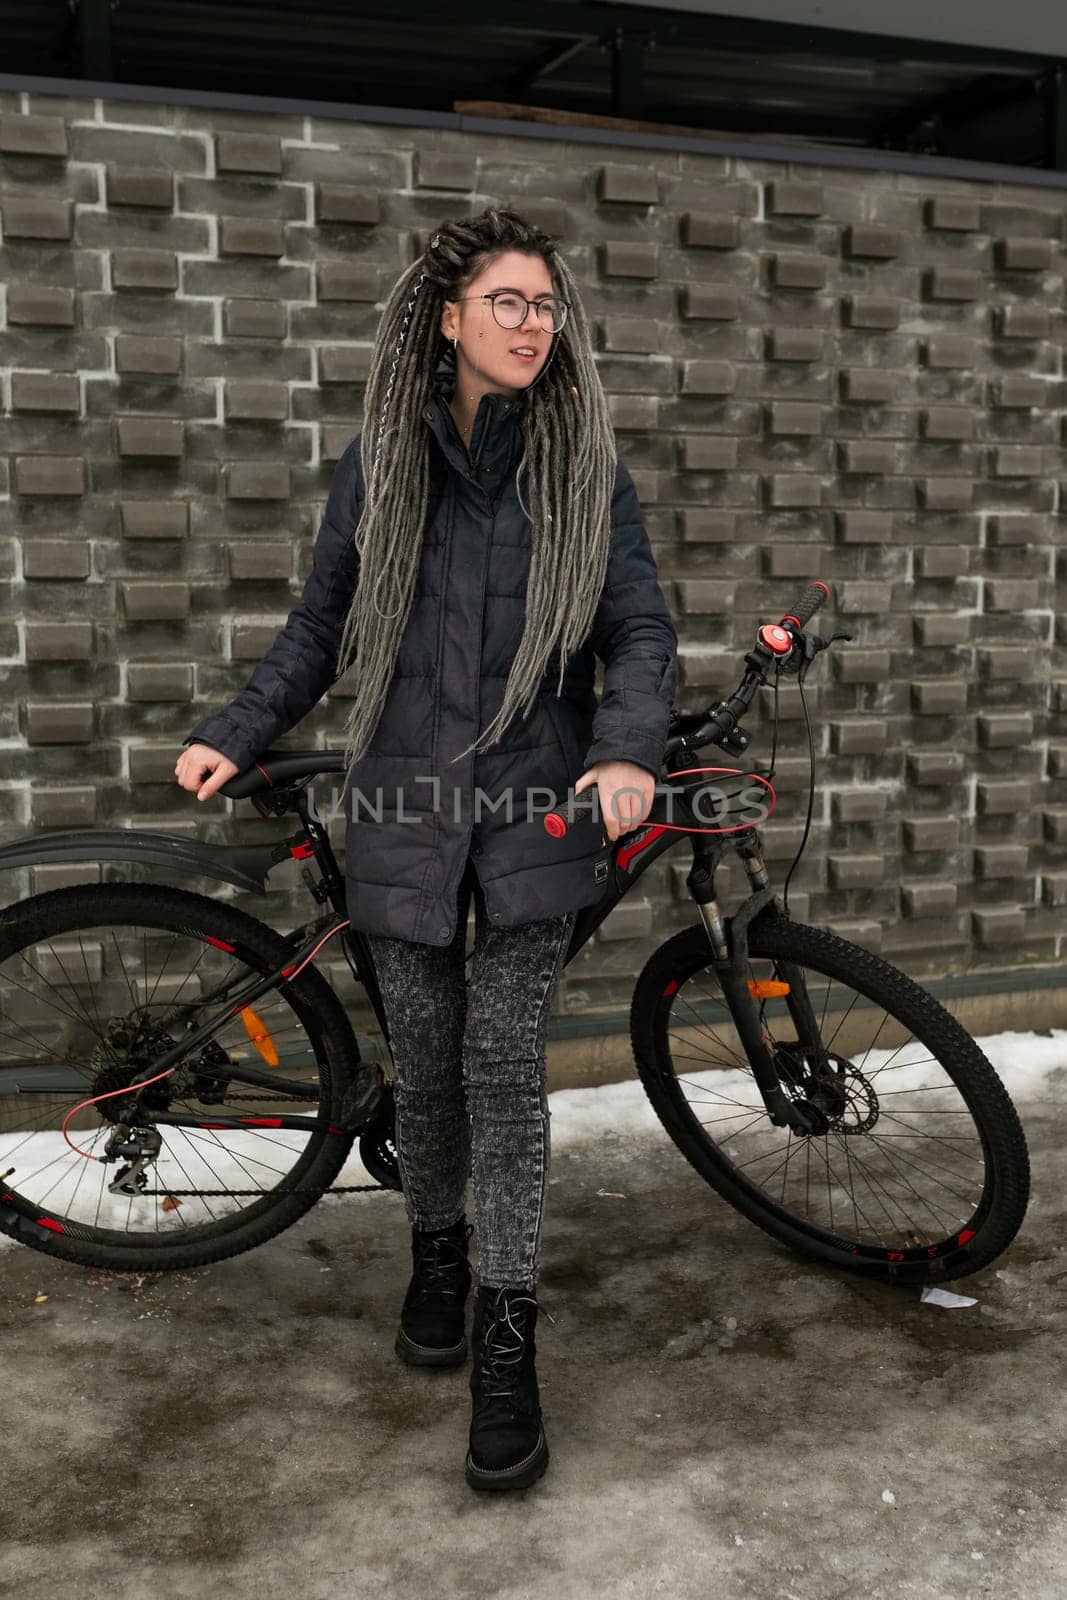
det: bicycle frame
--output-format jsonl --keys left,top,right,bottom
{"left": 2, "top": 763, "right": 826, "bottom": 1139}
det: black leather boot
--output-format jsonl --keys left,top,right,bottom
{"left": 394, "top": 1215, "right": 474, "bottom": 1368}
{"left": 465, "top": 1283, "right": 549, "bottom": 1491}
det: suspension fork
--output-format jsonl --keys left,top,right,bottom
{"left": 688, "top": 835, "right": 821, "bottom": 1135}
{"left": 733, "top": 833, "right": 829, "bottom": 1068}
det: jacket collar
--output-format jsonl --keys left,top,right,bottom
{"left": 421, "top": 387, "right": 525, "bottom": 480}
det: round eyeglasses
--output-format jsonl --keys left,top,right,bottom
{"left": 448, "top": 291, "right": 569, "bottom": 334}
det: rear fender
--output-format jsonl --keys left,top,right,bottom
{"left": 0, "top": 827, "right": 283, "bottom": 897}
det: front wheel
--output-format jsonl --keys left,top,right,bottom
{"left": 630, "top": 914, "right": 1030, "bottom": 1284}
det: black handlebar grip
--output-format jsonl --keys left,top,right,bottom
{"left": 780, "top": 579, "right": 831, "bottom": 630}
{"left": 544, "top": 790, "right": 598, "bottom": 838}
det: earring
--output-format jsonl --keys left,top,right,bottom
{"left": 451, "top": 337, "right": 457, "bottom": 349}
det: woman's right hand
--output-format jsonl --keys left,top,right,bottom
{"left": 174, "top": 743, "right": 242, "bottom": 802}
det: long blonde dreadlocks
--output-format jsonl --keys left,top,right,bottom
{"left": 334, "top": 206, "right": 618, "bottom": 782}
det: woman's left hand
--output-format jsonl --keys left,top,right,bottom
{"left": 574, "top": 760, "right": 656, "bottom": 842}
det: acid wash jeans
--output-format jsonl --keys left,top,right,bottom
{"left": 363, "top": 855, "right": 575, "bottom": 1293}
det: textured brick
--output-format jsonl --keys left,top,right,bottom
{"left": 922, "top": 406, "right": 974, "bottom": 441}
{"left": 677, "top": 435, "right": 738, "bottom": 471}
{"left": 216, "top": 131, "right": 282, "bottom": 174}
{"left": 121, "top": 583, "right": 191, "bottom": 621}
{"left": 1, "top": 196, "right": 71, "bottom": 238}
{"left": 228, "top": 543, "right": 292, "bottom": 581}
{"left": 225, "top": 462, "right": 290, "bottom": 499}
{"left": 121, "top": 500, "right": 188, "bottom": 539}
{"left": 911, "top": 681, "right": 968, "bottom": 715}
{"left": 972, "top": 908, "right": 1027, "bottom": 945}
{"left": 117, "top": 418, "right": 184, "bottom": 458}
{"left": 680, "top": 362, "right": 736, "bottom": 396}
{"left": 674, "top": 579, "right": 738, "bottom": 614}
{"left": 908, "top": 750, "right": 966, "bottom": 785}
{"left": 11, "top": 373, "right": 79, "bottom": 412}
{"left": 219, "top": 217, "right": 284, "bottom": 256}
{"left": 127, "top": 664, "right": 193, "bottom": 702}
{"left": 767, "top": 402, "right": 822, "bottom": 435}
{"left": 766, "top": 180, "right": 822, "bottom": 215}
{"left": 974, "top": 845, "right": 1029, "bottom": 878}
{"left": 26, "top": 704, "right": 94, "bottom": 742}
{"left": 925, "top": 266, "right": 981, "bottom": 300}
{"left": 995, "top": 305, "right": 1050, "bottom": 340}
{"left": 598, "top": 165, "right": 659, "bottom": 204}
{"left": 23, "top": 540, "right": 91, "bottom": 579}
{"left": 680, "top": 285, "right": 740, "bottom": 321}
{"left": 831, "top": 720, "right": 889, "bottom": 755}
{"left": 770, "top": 254, "right": 827, "bottom": 290}
{"left": 677, "top": 509, "right": 735, "bottom": 542}
{"left": 0, "top": 112, "right": 67, "bottom": 156}
{"left": 986, "top": 578, "right": 1040, "bottom": 611}
{"left": 14, "top": 457, "right": 85, "bottom": 496}
{"left": 997, "top": 236, "right": 1053, "bottom": 270}
{"left": 918, "top": 547, "right": 968, "bottom": 579}
{"left": 913, "top": 613, "right": 970, "bottom": 646}
{"left": 977, "top": 712, "right": 1034, "bottom": 748}
{"left": 224, "top": 381, "right": 290, "bottom": 420}
{"left": 836, "top": 511, "right": 892, "bottom": 544}
{"left": 768, "top": 328, "right": 824, "bottom": 361}
{"left": 319, "top": 347, "right": 372, "bottom": 384}
{"left": 843, "top": 296, "right": 899, "bottom": 329}
{"left": 832, "top": 788, "right": 888, "bottom": 823}
{"left": 115, "top": 335, "right": 182, "bottom": 375}
{"left": 112, "top": 249, "right": 179, "bottom": 290}
{"left": 316, "top": 184, "right": 381, "bottom": 224}
{"left": 7, "top": 285, "right": 75, "bottom": 326}
{"left": 926, "top": 196, "right": 980, "bottom": 230}
{"left": 602, "top": 241, "right": 658, "bottom": 278}
{"left": 976, "top": 780, "right": 1032, "bottom": 816}
{"left": 829, "top": 854, "right": 883, "bottom": 889}
{"left": 106, "top": 164, "right": 173, "bottom": 207}
{"left": 681, "top": 213, "right": 740, "bottom": 249}
{"left": 901, "top": 881, "right": 958, "bottom": 917}
{"left": 225, "top": 299, "right": 287, "bottom": 338}
{"left": 903, "top": 817, "right": 959, "bottom": 852}
{"left": 833, "top": 648, "right": 891, "bottom": 684}
{"left": 25, "top": 623, "right": 93, "bottom": 661}
{"left": 840, "top": 370, "right": 897, "bottom": 405}
{"left": 843, "top": 224, "right": 904, "bottom": 258}
{"left": 414, "top": 151, "right": 475, "bottom": 190}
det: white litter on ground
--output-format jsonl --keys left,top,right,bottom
{"left": 920, "top": 1286, "right": 979, "bottom": 1309}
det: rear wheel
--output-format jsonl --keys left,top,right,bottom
{"left": 630, "top": 914, "right": 1030, "bottom": 1284}
{"left": 0, "top": 883, "right": 382, "bottom": 1271}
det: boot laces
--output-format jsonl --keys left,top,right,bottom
{"left": 410, "top": 1223, "right": 472, "bottom": 1306}
{"left": 477, "top": 1289, "right": 540, "bottom": 1399}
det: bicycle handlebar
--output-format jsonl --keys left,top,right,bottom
{"left": 543, "top": 578, "right": 833, "bottom": 838}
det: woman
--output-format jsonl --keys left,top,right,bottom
{"left": 175, "top": 207, "right": 678, "bottom": 1492}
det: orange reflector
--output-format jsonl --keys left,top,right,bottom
{"left": 240, "top": 1005, "right": 280, "bottom": 1066}
{"left": 748, "top": 979, "right": 791, "bottom": 998}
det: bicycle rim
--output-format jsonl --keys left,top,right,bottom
{"left": 0, "top": 884, "right": 356, "bottom": 1254}
{"left": 632, "top": 915, "right": 1030, "bottom": 1282}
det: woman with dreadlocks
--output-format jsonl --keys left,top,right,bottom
{"left": 176, "top": 206, "right": 678, "bottom": 1492}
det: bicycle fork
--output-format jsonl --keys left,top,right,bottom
{"left": 688, "top": 834, "right": 826, "bottom": 1135}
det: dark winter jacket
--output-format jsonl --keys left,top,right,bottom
{"left": 183, "top": 387, "right": 679, "bottom": 946}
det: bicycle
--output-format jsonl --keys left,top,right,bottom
{"left": 0, "top": 580, "right": 1030, "bottom": 1285}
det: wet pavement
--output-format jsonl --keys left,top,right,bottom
{"left": 1, "top": 1066, "right": 1064, "bottom": 1600}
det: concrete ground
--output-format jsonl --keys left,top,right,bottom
{"left": 1, "top": 1068, "right": 1064, "bottom": 1600}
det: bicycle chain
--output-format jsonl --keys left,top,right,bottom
{"left": 129, "top": 1091, "right": 394, "bottom": 1196}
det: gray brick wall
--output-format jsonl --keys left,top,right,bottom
{"left": 1, "top": 89, "right": 1064, "bottom": 1017}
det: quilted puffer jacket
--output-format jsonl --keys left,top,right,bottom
{"left": 183, "top": 386, "right": 679, "bottom": 946}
